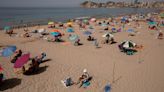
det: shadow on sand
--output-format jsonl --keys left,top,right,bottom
{"left": 40, "top": 59, "right": 52, "bottom": 64}
{"left": 24, "top": 65, "right": 49, "bottom": 76}
{"left": 0, "top": 78, "right": 21, "bottom": 91}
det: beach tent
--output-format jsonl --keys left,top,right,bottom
{"left": 1, "top": 45, "right": 17, "bottom": 57}
{"left": 121, "top": 40, "right": 136, "bottom": 48}
{"left": 14, "top": 53, "right": 30, "bottom": 68}
{"left": 67, "top": 28, "right": 74, "bottom": 33}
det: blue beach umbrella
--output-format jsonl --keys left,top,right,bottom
{"left": 127, "top": 29, "right": 134, "bottom": 33}
{"left": 8, "top": 45, "right": 17, "bottom": 51}
{"left": 67, "top": 28, "right": 74, "bottom": 33}
{"left": 1, "top": 46, "right": 17, "bottom": 57}
{"left": 69, "top": 34, "right": 79, "bottom": 41}
{"left": 50, "top": 32, "right": 60, "bottom": 36}
{"left": 111, "top": 28, "right": 116, "bottom": 31}
{"left": 83, "top": 31, "right": 92, "bottom": 36}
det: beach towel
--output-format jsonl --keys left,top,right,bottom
{"left": 61, "top": 42, "right": 71, "bottom": 45}
{"left": 82, "top": 81, "right": 90, "bottom": 88}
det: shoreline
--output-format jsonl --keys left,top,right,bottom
{"left": 0, "top": 9, "right": 161, "bottom": 30}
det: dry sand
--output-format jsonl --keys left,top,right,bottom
{"left": 0, "top": 19, "right": 164, "bottom": 92}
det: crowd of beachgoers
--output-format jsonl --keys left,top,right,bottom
{"left": 0, "top": 10, "right": 164, "bottom": 92}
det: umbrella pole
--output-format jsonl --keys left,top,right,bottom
{"left": 112, "top": 60, "right": 116, "bottom": 83}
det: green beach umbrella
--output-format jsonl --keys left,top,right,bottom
{"left": 48, "top": 21, "right": 54, "bottom": 25}
{"left": 4, "top": 26, "right": 11, "bottom": 31}
{"left": 83, "top": 19, "right": 88, "bottom": 23}
{"left": 148, "top": 22, "right": 156, "bottom": 25}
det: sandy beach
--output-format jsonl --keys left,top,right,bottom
{"left": 0, "top": 13, "right": 164, "bottom": 92}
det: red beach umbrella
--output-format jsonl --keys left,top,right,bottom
{"left": 14, "top": 53, "right": 30, "bottom": 68}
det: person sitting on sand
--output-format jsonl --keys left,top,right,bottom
{"left": 0, "top": 73, "right": 4, "bottom": 85}
{"left": 157, "top": 31, "right": 163, "bottom": 39}
{"left": 34, "top": 52, "right": 46, "bottom": 64}
{"left": 74, "top": 39, "right": 81, "bottom": 46}
{"left": 11, "top": 49, "right": 22, "bottom": 63}
{"left": 61, "top": 77, "right": 74, "bottom": 87}
{"left": 6, "top": 30, "right": 13, "bottom": 36}
{"left": 76, "top": 69, "right": 90, "bottom": 88}
{"left": 93, "top": 39, "right": 99, "bottom": 48}
{"left": 22, "top": 58, "right": 39, "bottom": 74}
{"left": 87, "top": 35, "right": 94, "bottom": 41}
{"left": 23, "top": 32, "right": 30, "bottom": 38}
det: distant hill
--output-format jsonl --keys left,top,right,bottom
{"left": 80, "top": 1, "right": 164, "bottom": 8}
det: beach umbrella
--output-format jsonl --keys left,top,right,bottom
{"left": 67, "top": 22, "right": 73, "bottom": 26}
{"left": 127, "top": 29, "right": 134, "bottom": 33}
{"left": 38, "top": 29, "right": 46, "bottom": 33}
{"left": 50, "top": 32, "right": 60, "bottom": 36}
{"left": 160, "top": 13, "right": 164, "bottom": 18}
{"left": 111, "top": 28, "right": 116, "bottom": 31}
{"left": 83, "top": 19, "right": 88, "bottom": 23}
{"left": 83, "top": 31, "right": 92, "bottom": 36}
{"left": 4, "top": 26, "right": 11, "bottom": 31}
{"left": 48, "top": 21, "right": 54, "bottom": 25}
{"left": 90, "top": 18, "right": 96, "bottom": 22}
{"left": 89, "top": 25, "right": 94, "bottom": 29}
{"left": 101, "top": 23, "right": 107, "bottom": 27}
{"left": 1, "top": 46, "right": 17, "bottom": 57}
{"left": 102, "top": 33, "right": 114, "bottom": 38}
{"left": 14, "top": 53, "right": 30, "bottom": 68}
{"left": 69, "top": 34, "right": 79, "bottom": 41}
{"left": 148, "top": 22, "right": 156, "bottom": 25}
{"left": 121, "top": 40, "right": 136, "bottom": 48}
{"left": 51, "top": 29, "right": 60, "bottom": 32}
{"left": 0, "top": 65, "right": 3, "bottom": 72}
{"left": 67, "top": 28, "right": 74, "bottom": 33}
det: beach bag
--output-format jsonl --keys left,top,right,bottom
{"left": 104, "top": 84, "right": 111, "bottom": 92}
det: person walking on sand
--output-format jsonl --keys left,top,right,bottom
{"left": 93, "top": 39, "right": 99, "bottom": 48}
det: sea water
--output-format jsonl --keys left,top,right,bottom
{"left": 0, "top": 7, "right": 159, "bottom": 28}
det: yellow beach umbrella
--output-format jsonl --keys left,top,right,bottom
{"left": 48, "top": 22, "right": 54, "bottom": 25}
{"left": 67, "top": 22, "right": 73, "bottom": 26}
